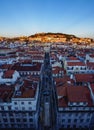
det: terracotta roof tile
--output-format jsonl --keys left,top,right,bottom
{"left": 75, "top": 74, "right": 94, "bottom": 83}
{"left": 68, "top": 56, "right": 79, "bottom": 60}
{"left": 67, "top": 62, "right": 86, "bottom": 66}
{"left": 67, "top": 86, "right": 88, "bottom": 102}
{"left": 4, "top": 70, "right": 15, "bottom": 78}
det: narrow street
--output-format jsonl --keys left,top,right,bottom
{"left": 39, "top": 51, "right": 57, "bottom": 130}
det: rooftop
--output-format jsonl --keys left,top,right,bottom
{"left": 3, "top": 70, "right": 15, "bottom": 78}
{"left": 56, "top": 84, "right": 94, "bottom": 107}
{"left": 67, "top": 86, "right": 88, "bottom": 102}
{"left": 75, "top": 74, "right": 94, "bottom": 83}
{"left": 67, "top": 62, "right": 86, "bottom": 66}
{"left": 13, "top": 79, "right": 38, "bottom": 98}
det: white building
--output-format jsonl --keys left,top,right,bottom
{"left": 86, "top": 54, "right": 94, "bottom": 62}
{"left": 56, "top": 85, "right": 94, "bottom": 129}
{"left": 0, "top": 70, "right": 20, "bottom": 84}
{"left": 65, "top": 61, "right": 87, "bottom": 74}
{"left": 0, "top": 73, "right": 40, "bottom": 129}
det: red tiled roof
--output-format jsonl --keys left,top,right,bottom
{"left": 77, "top": 53, "right": 86, "bottom": 57}
{"left": 57, "top": 86, "right": 67, "bottom": 96}
{"left": 87, "top": 62, "right": 94, "bottom": 69}
{"left": 58, "top": 97, "right": 67, "bottom": 107}
{"left": 11, "top": 62, "right": 42, "bottom": 71}
{"left": 67, "top": 86, "right": 88, "bottom": 102}
{"left": 32, "top": 55, "right": 44, "bottom": 60}
{"left": 19, "top": 59, "right": 32, "bottom": 64}
{"left": 0, "top": 86, "right": 14, "bottom": 101}
{"left": 4, "top": 70, "right": 15, "bottom": 78}
{"left": 0, "top": 64, "right": 12, "bottom": 70}
{"left": 55, "top": 76, "right": 74, "bottom": 86}
{"left": 67, "top": 62, "right": 86, "bottom": 66}
{"left": 90, "top": 54, "right": 94, "bottom": 58}
{"left": 14, "top": 80, "right": 37, "bottom": 98}
{"left": 52, "top": 69, "right": 59, "bottom": 74}
{"left": 56, "top": 85, "right": 94, "bottom": 107}
{"left": 75, "top": 74, "right": 94, "bottom": 83}
{"left": 68, "top": 57, "right": 79, "bottom": 60}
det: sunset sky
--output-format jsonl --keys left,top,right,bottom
{"left": 0, "top": 0, "right": 94, "bottom": 38}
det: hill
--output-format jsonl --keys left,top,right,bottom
{"left": 0, "top": 32, "right": 93, "bottom": 43}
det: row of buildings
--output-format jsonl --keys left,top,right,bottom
{"left": 50, "top": 44, "right": 94, "bottom": 129}
{"left": 0, "top": 42, "right": 94, "bottom": 129}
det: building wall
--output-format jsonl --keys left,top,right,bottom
{"left": 0, "top": 111, "right": 37, "bottom": 128}
{"left": 66, "top": 66, "right": 87, "bottom": 74}
{"left": 57, "top": 110, "right": 93, "bottom": 129}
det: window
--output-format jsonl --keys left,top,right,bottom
{"left": 80, "top": 119, "right": 84, "bottom": 122}
{"left": 3, "top": 118, "right": 7, "bottom": 122}
{"left": 67, "top": 125, "right": 70, "bottom": 128}
{"left": 15, "top": 113, "right": 20, "bottom": 117}
{"left": 75, "top": 113, "right": 78, "bottom": 116}
{"left": 76, "top": 102, "right": 79, "bottom": 105}
{"left": 14, "top": 102, "right": 17, "bottom": 105}
{"left": 73, "top": 125, "right": 76, "bottom": 128}
{"left": 29, "top": 118, "right": 33, "bottom": 122}
{"left": 86, "top": 119, "right": 90, "bottom": 122}
{"left": 30, "top": 124, "right": 34, "bottom": 127}
{"left": 10, "top": 118, "right": 14, "bottom": 122}
{"left": 23, "top": 119, "right": 27, "bottom": 122}
{"left": 0, "top": 124, "right": 2, "bottom": 127}
{"left": 28, "top": 102, "right": 31, "bottom": 104}
{"left": 2, "top": 113, "right": 6, "bottom": 116}
{"left": 8, "top": 106, "right": 11, "bottom": 110}
{"left": 5, "top": 124, "right": 9, "bottom": 127}
{"left": 69, "top": 102, "right": 73, "bottom": 106}
{"left": 24, "top": 124, "right": 27, "bottom": 128}
{"left": 18, "top": 124, "right": 21, "bottom": 128}
{"left": 9, "top": 113, "right": 13, "bottom": 116}
{"left": 71, "top": 67, "right": 73, "bottom": 70}
{"left": 22, "top": 113, "right": 26, "bottom": 117}
{"left": 22, "top": 107, "right": 25, "bottom": 110}
{"left": 15, "top": 107, "right": 18, "bottom": 110}
{"left": 68, "top": 119, "right": 71, "bottom": 123}
{"left": 74, "top": 119, "right": 77, "bottom": 122}
{"left": 29, "top": 113, "right": 33, "bottom": 116}
{"left": 62, "top": 119, "right": 65, "bottom": 122}
{"left": 21, "top": 102, "right": 24, "bottom": 105}
{"left": 87, "top": 113, "right": 91, "bottom": 116}
{"left": 68, "top": 113, "right": 72, "bottom": 116}
{"left": 29, "top": 107, "right": 32, "bottom": 110}
{"left": 16, "top": 118, "right": 20, "bottom": 122}
{"left": 1, "top": 106, "right": 4, "bottom": 110}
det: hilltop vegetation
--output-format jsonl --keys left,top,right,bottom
{"left": 0, "top": 32, "right": 93, "bottom": 43}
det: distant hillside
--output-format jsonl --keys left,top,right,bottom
{"left": 0, "top": 32, "right": 93, "bottom": 43}
{"left": 28, "top": 32, "right": 93, "bottom": 43}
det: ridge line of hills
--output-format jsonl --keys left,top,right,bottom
{"left": 0, "top": 32, "right": 94, "bottom": 43}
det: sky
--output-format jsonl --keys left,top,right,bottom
{"left": 0, "top": 0, "right": 94, "bottom": 38}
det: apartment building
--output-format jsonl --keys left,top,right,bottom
{"left": 0, "top": 70, "right": 40, "bottom": 129}
{"left": 56, "top": 84, "right": 94, "bottom": 129}
{"left": 11, "top": 62, "right": 42, "bottom": 77}
{"left": 65, "top": 61, "right": 87, "bottom": 74}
